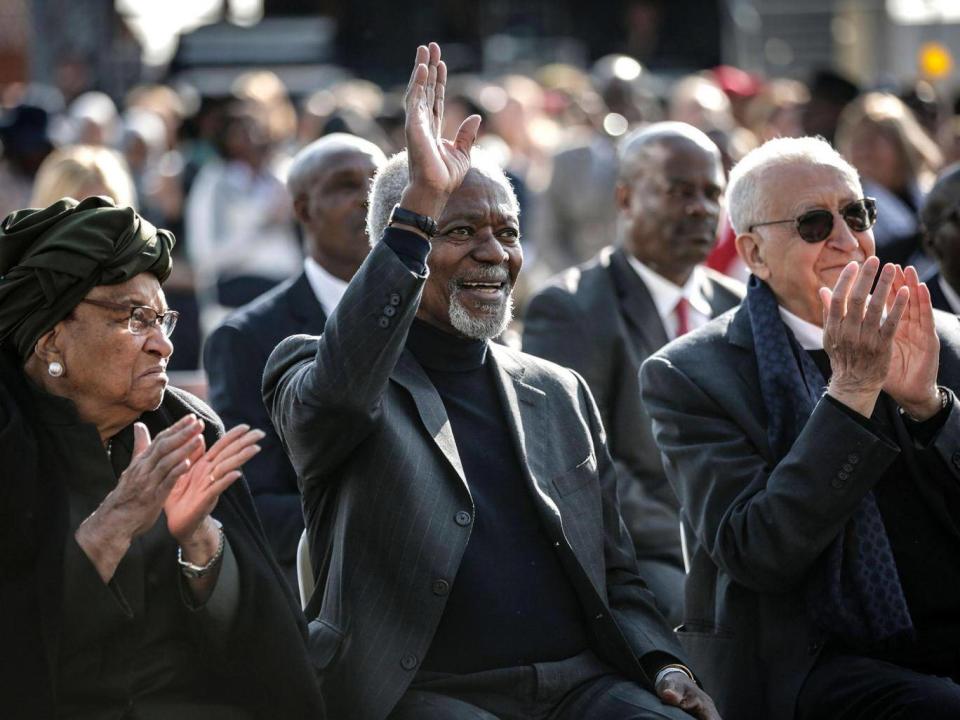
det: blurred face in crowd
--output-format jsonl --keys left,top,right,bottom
{"left": 922, "top": 171, "right": 960, "bottom": 292}
{"left": 739, "top": 163, "right": 874, "bottom": 325}
{"left": 294, "top": 144, "right": 384, "bottom": 281}
{"left": 617, "top": 136, "right": 725, "bottom": 286}
{"left": 29, "top": 272, "right": 174, "bottom": 428}
{"left": 846, "top": 124, "right": 906, "bottom": 192}
{"left": 418, "top": 169, "right": 521, "bottom": 340}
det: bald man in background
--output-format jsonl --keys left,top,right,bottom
{"left": 204, "top": 133, "right": 386, "bottom": 587}
{"left": 523, "top": 123, "right": 743, "bottom": 624}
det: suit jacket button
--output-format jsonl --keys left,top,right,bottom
{"left": 383, "top": 305, "right": 397, "bottom": 317}
{"left": 455, "top": 511, "right": 472, "bottom": 526}
{"left": 389, "top": 293, "right": 402, "bottom": 306}
{"left": 952, "top": 451, "right": 960, "bottom": 470}
{"left": 432, "top": 579, "right": 450, "bottom": 596}
{"left": 400, "top": 654, "right": 418, "bottom": 670}
{"left": 831, "top": 476, "right": 847, "bottom": 489}
{"left": 847, "top": 453, "right": 860, "bottom": 465}
{"left": 842, "top": 463, "right": 854, "bottom": 473}
{"left": 378, "top": 317, "right": 390, "bottom": 329}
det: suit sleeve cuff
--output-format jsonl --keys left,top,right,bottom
{"left": 381, "top": 226, "right": 430, "bottom": 275}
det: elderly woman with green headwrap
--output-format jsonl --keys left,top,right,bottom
{"left": 0, "top": 196, "right": 323, "bottom": 718}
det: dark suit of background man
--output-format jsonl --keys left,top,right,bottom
{"left": 264, "top": 43, "right": 720, "bottom": 720}
{"left": 641, "top": 136, "right": 960, "bottom": 719}
{"left": 524, "top": 122, "right": 743, "bottom": 625}
{"left": 921, "top": 162, "right": 960, "bottom": 315}
{"left": 204, "top": 133, "right": 386, "bottom": 587}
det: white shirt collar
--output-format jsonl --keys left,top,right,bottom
{"left": 939, "top": 276, "right": 960, "bottom": 315}
{"left": 303, "top": 257, "right": 349, "bottom": 316}
{"left": 777, "top": 305, "right": 824, "bottom": 350}
{"left": 625, "top": 255, "right": 712, "bottom": 319}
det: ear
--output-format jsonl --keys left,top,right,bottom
{"left": 614, "top": 181, "right": 631, "bottom": 212}
{"left": 292, "top": 194, "right": 310, "bottom": 226}
{"left": 32, "top": 324, "right": 65, "bottom": 365}
{"left": 735, "top": 231, "right": 770, "bottom": 280}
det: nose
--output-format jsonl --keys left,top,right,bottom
{"left": 471, "top": 229, "right": 510, "bottom": 264}
{"left": 685, "top": 189, "right": 720, "bottom": 219}
{"left": 826, "top": 212, "right": 860, "bottom": 253}
{"left": 144, "top": 323, "right": 174, "bottom": 360}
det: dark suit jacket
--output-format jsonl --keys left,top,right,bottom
{"left": 263, "top": 240, "right": 687, "bottom": 720}
{"left": 523, "top": 247, "right": 743, "bottom": 564}
{"left": 640, "top": 302, "right": 960, "bottom": 719}
{"left": 204, "top": 271, "right": 327, "bottom": 584}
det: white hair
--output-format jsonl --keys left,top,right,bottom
{"left": 726, "top": 136, "right": 862, "bottom": 234}
{"left": 366, "top": 146, "right": 519, "bottom": 245}
{"left": 286, "top": 133, "right": 385, "bottom": 198}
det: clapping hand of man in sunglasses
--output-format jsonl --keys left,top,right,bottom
{"left": 819, "top": 257, "right": 940, "bottom": 420}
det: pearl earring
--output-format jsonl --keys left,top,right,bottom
{"left": 48, "top": 361, "right": 64, "bottom": 377}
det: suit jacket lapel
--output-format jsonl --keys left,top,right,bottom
{"left": 286, "top": 271, "right": 329, "bottom": 336}
{"left": 392, "top": 350, "right": 469, "bottom": 493}
{"left": 608, "top": 248, "right": 670, "bottom": 352}
{"left": 487, "top": 345, "right": 563, "bottom": 524}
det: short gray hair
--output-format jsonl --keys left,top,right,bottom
{"left": 726, "top": 136, "right": 862, "bottom": 234}
{"left": 286, "top": 133, "right": 385, "bottom": 198}
{"left": 366, "top": 147, "right": 519, "bottom": 244}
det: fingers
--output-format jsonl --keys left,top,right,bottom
{"left": 824, "top": 262, "right": 858, "bottom": 336}
{"left": 434, "top": 59, "right": 447, "bottom": 137}
{"left": 863, "top": 262, "right": 896, "bottom": 328}
{"left": 132, "top": 422, "right": 151, "bottom": 458}
{"left": 452, "top": 114, "right": 482, "bottom": 157}
{"left": 425, "top": 49, "right": 438, "bottom": 135}
{"left": 405, "top": 44, "right": 429, "bottom": 96}
{"left": 846, "top": 256, "right": 880, "bottom": 318}
{"left": 880, "top": 286, "right": 910, "bottom": 341}
{"left": 204, "top": 423, "right": 253, "bottom": 464}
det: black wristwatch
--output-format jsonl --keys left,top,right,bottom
{"left": 388, "top": 204, "right": 438, "bottom": 238}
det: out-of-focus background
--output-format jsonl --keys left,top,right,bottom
{"left": 3, "top": 0, "right": 959, "bottom": 381}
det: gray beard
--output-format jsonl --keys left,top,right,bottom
{"left": 447, "top": 284, "right": 514, "bottom": 340}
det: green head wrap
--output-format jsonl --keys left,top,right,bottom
{"left": 0, "top": 196, "right": 175, "bottom": 360}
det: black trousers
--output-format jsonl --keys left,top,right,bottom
{"left": 387, "top": 650, "right": 690, "bottom": 720}
{"left": 796, "top": 653, "right": 960, "bottom": 720}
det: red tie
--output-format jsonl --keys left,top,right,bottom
{"left": 674, "top": 297, "right": 690, "bottom": 337}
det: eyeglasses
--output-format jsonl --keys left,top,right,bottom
{"left": 79, "top": 299, "right": 179, "bottom": 338}
{"left": 748, "top": 197, "right": 878, "bottom": 244}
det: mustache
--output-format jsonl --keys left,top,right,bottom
{"left": 452, "top": 265, "right": 512, "bottom": 286}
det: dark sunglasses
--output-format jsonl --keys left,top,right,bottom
{"left": 748, "top": 197, "right": 878, "bottom": 243}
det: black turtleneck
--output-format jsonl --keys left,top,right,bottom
{"left": 405, "top": 319, "right": 589, "bottom": 673}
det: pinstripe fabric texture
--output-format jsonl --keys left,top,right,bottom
{"left": 264, "top": 241, "right": 685, "bottom": 720}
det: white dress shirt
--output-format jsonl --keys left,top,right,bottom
{"left": 303, "top": 257, "right": 349, "bottom": 316}
{"left": 626, "top": 255, "right": 712, "bottom": 339}
{"left": 778, "top": 306, "right": 824, "bottom": 350}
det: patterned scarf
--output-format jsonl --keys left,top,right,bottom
{"left": 746, "top": 275, "right": 913, "bottom": 648}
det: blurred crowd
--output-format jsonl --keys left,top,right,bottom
{"left": 2, "top": 56, "right": 959, "bottom": 372}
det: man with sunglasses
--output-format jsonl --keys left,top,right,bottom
{"left": 640, "top": 136, "right": 960, "bottom": 719}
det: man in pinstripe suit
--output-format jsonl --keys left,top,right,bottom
{"left": 264, "top": 43, "right": 720, "bottom": 720}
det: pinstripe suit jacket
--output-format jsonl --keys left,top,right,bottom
{"left": 263, "top": 239, "right": 686, "bottom": 720}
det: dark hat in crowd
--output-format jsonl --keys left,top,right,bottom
{"left": 0, "top": 104, "right": 54, "bottom": 156}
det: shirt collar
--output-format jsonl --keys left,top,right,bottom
{"left": 625, "top": 254, "right": 711, "bottom": 319}
{"left": 777, "top": 305, "right": 824, "bottom": 350}
{"left": 303, "top": 257, "right": 349, "bottom": 316}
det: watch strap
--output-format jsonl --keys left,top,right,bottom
{"left": 388, "top": 204, "right": 438, "bottom": 238}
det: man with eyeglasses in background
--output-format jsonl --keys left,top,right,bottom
{"left": 640, "top": 136, "right": 960, "bottom": 719}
